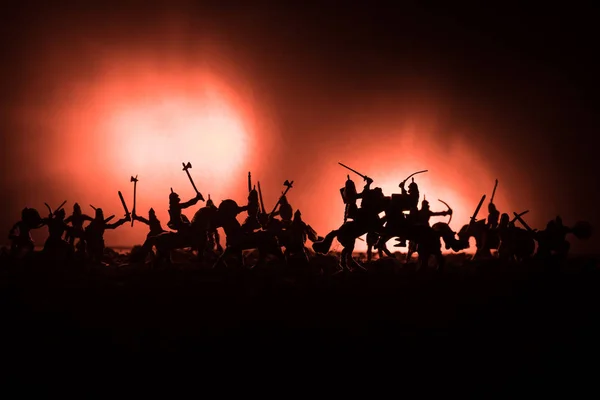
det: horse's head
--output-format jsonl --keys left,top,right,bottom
{"left": 433, "top": 222, "right": 468, "bottom": 252}
{"left": 458, "top": 219, "right": 486, "bottom": 240}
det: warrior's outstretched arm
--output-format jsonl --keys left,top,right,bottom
{"left": 399, "top": 181, "right": 407, "bottom": 195}
{"left": 357, "top": 180, "right": 373, "bottom": 198}
{"left": 181, "top": 195, "right": 203, "bottom": 209}
{"left": 133, "top": 215, "right": 150, "bottom": 226}
{"left": 67, "top": 214, "right": 93, "bottom": 226}
{"left": 429, "top": 211, "right": 449, "bottom": 217}
{"left": 106, "top": 217, "right": 130, "bottom": 229}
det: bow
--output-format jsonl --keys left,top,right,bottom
{"left": 438, "top": 199, "right": 453, "bottom": 225}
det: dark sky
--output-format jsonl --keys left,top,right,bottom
{"left": 1, "top": 2, "right": 598, "bottom": 252}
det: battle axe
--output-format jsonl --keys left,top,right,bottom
{"left": 182, "top": 162, "right": 205, "bottom": 201}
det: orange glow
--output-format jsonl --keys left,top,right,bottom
{"left": 301, "top": 123, "right": 509, "bottom": 254}
{"left": 104, "top": 94, "right": 249, "bottom": 183}
{"left": 23, "top": 52, "right": 273, "bottom": 248}
{"left": 10, "top": 46, "right": 512, "bottom": 255}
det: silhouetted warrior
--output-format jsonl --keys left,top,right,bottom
{"left": 285, "top": 210, "right": 321, "bottom": 262}
{"left": 415, "top": 198, "right": 452, "bottom": 227}
{"left": 133, "top": 208, "right": 166, "bottom": 238}
{"left": 271, "top": 195, "right": 293, "bottom": 225}
{"left": 65, "top": 203, "right": 93, "bottom": 251}
{"left": 341, "top": 175, "right": 359, "bottom": 223}
{"left": 487, "top": 202, "right": 500, "bottom": 230}
{"left": 42, "top": 208, "right": 71, "bottom": 256}
{"left": 535, "top": 216, "right": 572, "bottom": 260}
{"left": 84, "top": 208, "right": 130, "bottom": 262}
{"left": 213, "top": 199, "right": 284, "bottom": 269}
{"left": 205, "top": 196, "right": 223, "bottom": 253}
{"left": 240, "top": 187, "right": 261, "bottom": 233}
{"left": 399, "top": 178, "right": 420, "bottom": 210}
{"left": 405, "top": 199, "right": 451, "bottom": 262}
{"left": 391, "top": 178, "right": 420, "bottom": 247}
{"left": 497, "top": 213, "right": 531, "bottom": 262}
{"left": 8, "top": 207, "right": 45, "bottom": 256}
{"left": 167, "top": 189, "right": 203, "bottom": 233}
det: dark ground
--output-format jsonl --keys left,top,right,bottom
{"left": 2, "top": 250, "right": 600, "bottom": 395}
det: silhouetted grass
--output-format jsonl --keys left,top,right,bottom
{"left": 1, "top": 249, "right": 599, "bottom": 391}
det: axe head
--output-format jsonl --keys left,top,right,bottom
{"left": 284, "top": 180, "right": 293, "bottom": 188}
{"left": 130, "top": 175, "right": 138, "bottom": 183}
{"left": 182, "top": 162, "right": 192, "bottom": 170}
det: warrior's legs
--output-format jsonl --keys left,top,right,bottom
{"left": 213, "top": 246, "right": 243, "bottom": 269}
{"left": 337, "top": 248, "right": 348, "bottom": 273}
{"left": 213, "top": 248, "right": 229, "bottom": 269}
{"left": 435, "top": 251, "right": 445, "bottom": 271}
{"left": 406, "top": 241, "right": 417, "bottom": 264}
{"left": 375, "top": 236, "right": 393, "bottom": 258}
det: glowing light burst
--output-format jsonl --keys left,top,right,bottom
{"left": 321, "top": 125, "right": 503, "bottom": 255}
{"left": 106, "top": 96, "right": 249, "bottom": 186}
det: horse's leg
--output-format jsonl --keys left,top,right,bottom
{"left": 312, "top": 229, "right": 338, "bottom": 254}
{"left": 271, "top": 238, "right": 285, "bottom": 262}
{"left": 335, "top": 248, "right": 347, "bottom": 274}
{"left": 417, "top": 251, "right": 428, "bottom": 271}
{"left": 382, "top": 242, "right": 393, "bottom": 258}
{"left": 213, "top": 246, "right": 233, "bottom": 269}
{"left": 435, "top": 246, "right": 445, "bottom": 271}
{"left": 345, "top": 241, "right": 366, "bottom": 272}
{"left": 406, "top": 241, "right": 416, "bottom": 264}
{"left": 377, "top": 235, "right": 393, "bottom": 258}
{"left": 302, "top": 247, "right": 310, "bottom": 264}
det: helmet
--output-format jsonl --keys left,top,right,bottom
{"left": 149, "top": 208, "right": 156, "bottom": 217}
{"left": 206, "top": 194, "right": 215, "bottom": 208}
{"left": 169, "top": 188, "right": 180, "bottom": 203}
{"left": 294, "top": 209, "right": 302, "bottom": 221}
{"left": 342, "top": 177, "right": 358, "bottom": 203}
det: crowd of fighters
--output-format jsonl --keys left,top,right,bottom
{"left": 5, "top": 162, "right": 592, "bottom": 271}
